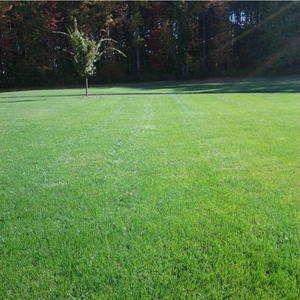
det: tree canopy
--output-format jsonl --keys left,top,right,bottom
{"left": 0, "top": 1, "right": 299, "bottom": 88}
{"left": 66, "top": 19, "right": 100, "bottom": 79}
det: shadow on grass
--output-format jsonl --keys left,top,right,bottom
{"left": 1, "top": 77, "right": 299, "bottom": 103}
{"left": 123, "top": 77, "right": 300, "bottom": 94}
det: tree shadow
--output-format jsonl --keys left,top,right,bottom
{"left": 1, "top": 76, "right": 299, "bottom": 104}
{"left": 123, "top": 77, "right": 300, "bottom": 94}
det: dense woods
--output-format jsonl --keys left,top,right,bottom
{"left": 0, "top": 1, "right": 299, "bottom": 88}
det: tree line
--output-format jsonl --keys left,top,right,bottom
{"left": 0, "top": 1, "right": 299, "bottom": 88}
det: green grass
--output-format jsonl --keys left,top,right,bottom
{"left": 0, "top": 78, "right": 299, "bottom": 299}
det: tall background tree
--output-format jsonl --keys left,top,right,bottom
{"left": 0, "top": 0, "right": 299, "bottom": 88}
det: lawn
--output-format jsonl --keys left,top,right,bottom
{"left": 0, "top": 78, "right": 299, "bottom": 299}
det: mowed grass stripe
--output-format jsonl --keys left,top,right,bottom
{"left": 0, "top": 88, "right": 299, "bottom": 299}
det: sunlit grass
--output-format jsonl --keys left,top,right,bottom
{"left": 0, "top": 79, "right": 299, "bottom": 299}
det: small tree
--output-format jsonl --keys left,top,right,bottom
{"left": 55, "top": 19, "right": 125, "bottom": 97}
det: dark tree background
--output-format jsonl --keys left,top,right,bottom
{"left": 0, "top": 1, "right": 299, "bottom": 88}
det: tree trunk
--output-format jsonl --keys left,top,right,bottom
{"left": 202, "top": 12, "right": 207, "bottom": 71}
{"left": 136, "top": 45, "right": 140, "bottom": 75}
{"left": 85, "top": 77, "right": 88, "bottom": 97}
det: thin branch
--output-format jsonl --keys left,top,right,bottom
{"left": 99, "top": 47, "right": 127, "bottom": 59}
{"left": 52, "top": 30, "right": 70, "bottom": 37}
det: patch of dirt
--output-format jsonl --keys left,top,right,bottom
{"left": 80, "top": 95, "right": 100, "bottom": 98}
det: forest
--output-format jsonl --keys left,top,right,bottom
{"left": 0, "top": 1, "right": 299, "bottom": 88}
